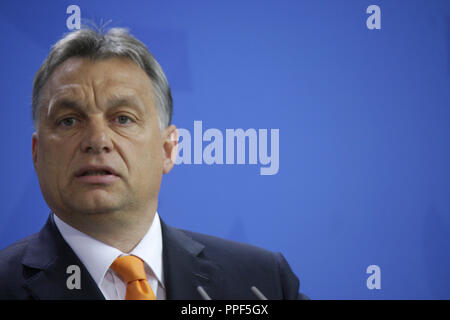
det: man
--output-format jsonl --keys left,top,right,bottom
{"left": 0, "top": 27, "right": 307, "bottom": 300}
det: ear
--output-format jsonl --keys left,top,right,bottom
{"left": 32, "top": 132, "right": 38, "bottom": 171}
{"left": 162, "top": 125, "right": 178, "bottom": 174}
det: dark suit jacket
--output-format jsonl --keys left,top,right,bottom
{"left": 0, "top": 214, "right": 307, "bottom": 300}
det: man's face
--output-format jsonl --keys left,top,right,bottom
{"left": 32, "top": 57, "right": 177, "bottom": 224}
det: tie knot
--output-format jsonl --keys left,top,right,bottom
{"left": 111, "top": 255, "right": 147, "bottom": 283}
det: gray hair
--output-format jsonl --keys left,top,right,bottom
{"left": 32, "top": 27, "right": 173, "bottom": 130}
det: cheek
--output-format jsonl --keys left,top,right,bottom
{"left": 37, "top": 136, "right": 74, "bottom": 179}
{"left": 132, "top": 133, "right": 164, "bottom": 173}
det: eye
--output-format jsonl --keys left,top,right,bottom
{"left": 58, "top": 117, "right": 77, "bottom": 127}
{"left": 116, "top": 115, "right": 133, "bottom": 125}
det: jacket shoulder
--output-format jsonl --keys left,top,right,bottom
{"left": 180, "top": 228, "right": 274, "bottom": 261}
{"left": 0, "top": 233, "right": 40, "bottom": 299}
{"left": 0, "top": 233, "right": 38, "bottom": 265}
{"left": 177, "top": 228, "right": 300, "bottom": 299}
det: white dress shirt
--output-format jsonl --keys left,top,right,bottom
{"left": 53, "top": 212, "right": 165, "bottom": 300}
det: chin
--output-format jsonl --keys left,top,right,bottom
{"left": 65, "top": 192, "right": 126, "bottom": 215}
{"left": 79, "top": 205, "right": 120, "bottom": 215}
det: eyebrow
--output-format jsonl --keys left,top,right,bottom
{"left": 47, "top": 98, "right": 85, "bottom": 117}
{"left": 47, "top": 95, "right": 145, "bottom": 115}
{"left": 107, "top": 95, "right": 144, "bottom": 112}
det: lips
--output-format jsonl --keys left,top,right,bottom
{"left": 75, "top": 165, "right": 119, "bottom": 184}
{"left": 75, "top": 165, "right": 118, "bottom": 177}
{"left": 80, "top": 170, "right": 111, "bottom": 176}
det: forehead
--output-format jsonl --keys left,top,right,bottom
{"left": 44, "top": 56, "right": 154, "bottom": 102}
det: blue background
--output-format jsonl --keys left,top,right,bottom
{"left": 0, "top": 0, "right": 449, "bottom": 299}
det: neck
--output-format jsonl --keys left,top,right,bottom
{"left": 54, "top": 207, "right": 157, "bottom": 253}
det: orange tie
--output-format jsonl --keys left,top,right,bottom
{"left": 110, "top": 255, "right": 156, "bottom": 300}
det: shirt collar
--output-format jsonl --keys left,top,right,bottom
{"left": 53, "top": 212, "right": 164, "bottom": 288}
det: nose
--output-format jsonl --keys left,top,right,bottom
{"left": 80, "top": 117, "right": 114, "bottom": 154}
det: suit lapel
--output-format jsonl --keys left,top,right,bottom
{"left": 161, "top": 220, "right": 224, "bottom": 300}
{"left": 21, "top": 214, "right": 222, "bottom": 300}
{"left": 21, "top": 214, "right": 104, "bottom": 300}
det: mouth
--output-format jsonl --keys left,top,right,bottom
{"left": 75, "top": 166, "right": 119, "bottom": 184}
{"left": 76, "top": 166, "right": 118, "bottom": 177}
{"left": 79, "top": 169, "right": 115, "bottom": 176}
